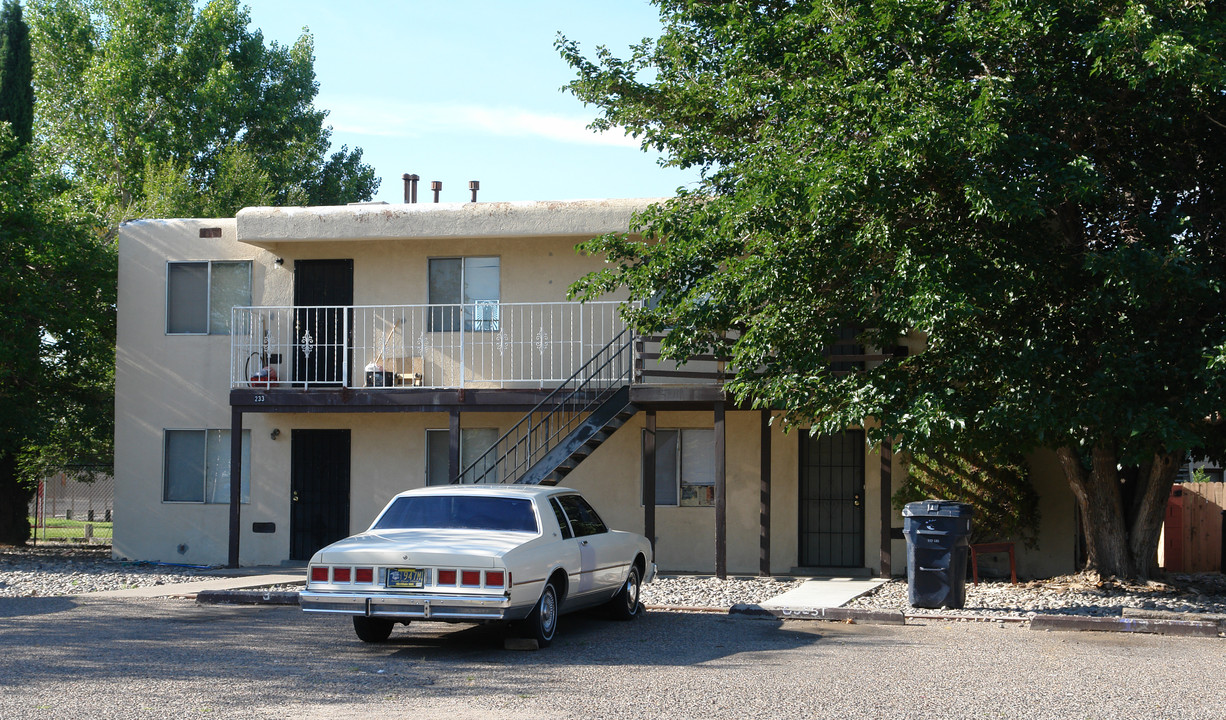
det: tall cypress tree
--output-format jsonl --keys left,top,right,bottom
{"left": 0, "top": 0, "right": 32, "bottom": 149}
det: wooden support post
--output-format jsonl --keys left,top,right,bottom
{"left": 714, "top": 402, "right": 727, "bottom": 579}
{"left": 760, "top": 410, "right": 771, "bottom": 576}
{"left": 227, "top": 407, "right": 243, "bottom": 568}
{"left": 879, "top": 438, "right": 893, "bottom": 578}
{"left": 449, "top": 409, "right": 461, "bottom": 483}
{"left": 643, "top": 410, "right": 657, "bottom": 560}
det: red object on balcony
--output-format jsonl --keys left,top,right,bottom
{"left": 249, "top": 365, "right": 278, "bottom": 389}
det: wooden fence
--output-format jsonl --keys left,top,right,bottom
{"left": 1160, "top": 482, "right": 1225, "bottom": 574}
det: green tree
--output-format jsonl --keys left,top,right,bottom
{"left": 0, "top": 0, "right": 33, "bottom": 150}
{"left": 0, "top": 132, "right": 115, "bottom": 544}
{"left": 561, "top": 1, "right": 1226, "bottom": 578}
{"left": 27, "top": 0, "right": 379, "bottom": 222}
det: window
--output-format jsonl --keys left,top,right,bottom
{"left": 550, "top": 497, "right": 573, "bottom": 539}
{"left": 428, "top": 256, "right": 499, "bottom": 331}
{"left": 163, "top": 430, "right": 251, "bottom": 503}
{"left": 556, "top": 494, "right": 608, "bottom": 537}
{"left": 643, "top": 428, "right": 715, "bottom": 507}
{"left": 426, "top": 427, "right": 501, "bottom": 485}
{"left": 373, "top": 495, "right": 537, "bottom": 533}
{"left": 166, "top": 261, "right": 251, "bottom": 334}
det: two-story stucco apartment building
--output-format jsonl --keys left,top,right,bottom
{"left": 114, "top": 196, "right": 1079, "bottom": 577}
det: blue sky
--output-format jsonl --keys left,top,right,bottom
{"left": 243, "top": 1, "right": 698, "bottom": 204}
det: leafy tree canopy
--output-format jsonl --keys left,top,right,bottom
{"left": 0, "top": 129, "right": 114, "bottom": 543}
{"left": 561, "top": 0, "right": 1226, "bottom": 577}
{"left": 0, "top": 0, "right": 33, "bottom": 150}
{"left": 27, "top": 0, "right": 379, "bottom": 222}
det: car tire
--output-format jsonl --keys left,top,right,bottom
{"left": 353, "top": 616, "right": 395, "bottom": 643}
{"left": 524, "top": 582, "right": 559, "bottom": 647}
{"left": 607, "top": 565, "right": 642, "bottom": 621}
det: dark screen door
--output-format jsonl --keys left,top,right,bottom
{"left": 290, "top": 429, "right": 351, "bottom": 561}
{"left": 292, "top": 259, "right": 354, "bottom": 385}
{"left": 799, "top": 430, "right": 865, "bottom": 568}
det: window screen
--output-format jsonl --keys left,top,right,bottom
{"left": 163, "top": 429, "right": 251, "bottom": 503}
{"left": 166, "top": 262, "right": 209, "bottom": 334}
{"left": 166, "top": 261, "right": 251, "bottom": 334}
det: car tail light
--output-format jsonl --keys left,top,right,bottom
{"left": 310, "top": 566, "right": 329, "bottom": 583}
{"left": 333, "top": 567, "right": 351, "bottom": 582}
{"left": 485, "top": 570, "right": 505, "bottom": 587}
{"left": 437, "top": 569, "right": 457, "bottom": 585}
{"left": 461, "top": 570, "right": 480, "bottom": 586}
{"left": 355, "top": 567, "right": 374, "bottom": 583}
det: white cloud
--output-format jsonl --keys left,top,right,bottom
{"left": 319, "top": 96, "right": 641, "bottom": 148}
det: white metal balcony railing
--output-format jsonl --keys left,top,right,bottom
{"left": 230, "top": 301, "right": 631, "bottom": 390}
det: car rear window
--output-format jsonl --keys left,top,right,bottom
{"left": 373, "top": 495, "right": 539, "bottom": 533}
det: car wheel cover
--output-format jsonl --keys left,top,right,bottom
{"left": 540, "top": 586, "right": 557, "bottom": 636}
{"left": 624, "top": 570, "right": 640, "bottom": 614}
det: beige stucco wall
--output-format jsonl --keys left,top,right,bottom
{"left": 114, "top": 218, "right": 280, "bottom": 564}
{"left": 1016, "top": 450, "right": 1078, "bottom": 578}
{"left": 115, "top": 204, "right": 1078, "bottom": 574}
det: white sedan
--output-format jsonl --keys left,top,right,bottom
{"left": 299, "top": 485, "right": 655, "bottom": 646}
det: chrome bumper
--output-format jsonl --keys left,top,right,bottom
{"left": 300, "top": 590, "right": 524, "bottom": 621}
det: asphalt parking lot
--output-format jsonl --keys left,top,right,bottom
{"left": 1, "top": 596, "right": 1224, "bottom": 720}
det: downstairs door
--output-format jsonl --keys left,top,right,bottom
{"left": 290, "top": 429, "right": 351, "bottom": 561}
{"left": 799, "top": 430, "right": 866, "bottom": 568}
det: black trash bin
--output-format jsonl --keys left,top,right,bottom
{"left": 902, "top": 500, "right": 974, "bottom": 609}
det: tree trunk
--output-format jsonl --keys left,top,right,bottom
{"left": 1128, "top": 452, "right": 1179, "bottom": 578}
{"left": 1056, "top": 443, "right": 1136, "bottom": 577}
{"left": 0, "top": 451, "right": 33, "bottom": 545}
{"left": 1057, "top": 445, "right": 1178, "bottom": 579}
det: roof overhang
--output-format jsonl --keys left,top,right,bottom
{"left": 235, "top": 198, "right": 659, "bottom": 249}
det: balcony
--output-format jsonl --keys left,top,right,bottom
{"left": 230, "top": 301, "right": 631, "bottom": 390}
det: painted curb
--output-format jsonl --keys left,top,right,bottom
{"left": 1030, "top": 614, "right": 1221, "bottom": 637}
{"left": 1122, "top": 608, "right": 1226, "bottom": 631}
{"left": 195, "top": 590, "right": 300, "bottom": 606}
{"left": 731, "top": 604, "right": 906, "bottom": 625}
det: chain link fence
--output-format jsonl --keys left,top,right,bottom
{"left": 28, "top": 466, "right": 114, "bottom": 545}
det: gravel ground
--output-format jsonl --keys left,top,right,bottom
{"left": 2, "top": 595, "right": 1225, "bottom": 720}
{"left": 5, "top": 544, "right": 1226, "bottom": 621}
{"left": 0, "top": 544, "right": 216, "bottom": 597}
{"left": 847, "top": 573, "right": 1226, "bottom": 619}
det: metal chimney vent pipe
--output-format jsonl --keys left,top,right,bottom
{"left": 402, "top": 174, "right": 420, "bottom": 203}
{"left": 469, "top": 180, "right": 479, "bottom": 202}
{"left": 431, "top": 181, "right": 442, "bottom": 203}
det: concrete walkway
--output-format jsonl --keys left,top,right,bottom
{"left": 758, "top": 576, "right": 888, "bottom": 611}
{"left": 87, "top": 569, "right": 883, "bottom": 611}
{"left": 88, "top": 567, "right": 305, "bottom": 599}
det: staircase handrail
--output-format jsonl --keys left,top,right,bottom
{"left": 455, "top": 326, "right": 635, "bottom": 484}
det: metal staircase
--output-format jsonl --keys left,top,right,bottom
{"left": 454, "top": 328, "right": 638, "bottom": 486}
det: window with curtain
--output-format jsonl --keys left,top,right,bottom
{"left": 427, "top": 257, "right": 499, "bottom": 331}
{"left": 642, "top": 428, "right": 715, "bottom": 507}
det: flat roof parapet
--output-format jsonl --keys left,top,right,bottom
{"left": 236, "top": 198, "right": 659, "bottom": 246}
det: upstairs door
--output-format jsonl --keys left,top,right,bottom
{"left": 799, "top": 430, "right": 866, "bottom": 568}
{"left": 290, "top": 429, "right": 351, "bottom": 561}
{"left": 292, "top": 259, "right": 354, "bottom": 386}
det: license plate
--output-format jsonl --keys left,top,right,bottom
{"left": 386, "top": 568, "right": 425, "bottom": 589}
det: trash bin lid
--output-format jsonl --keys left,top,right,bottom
{"left": 902, "top": 500, "right": 975, "bottom": 518}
